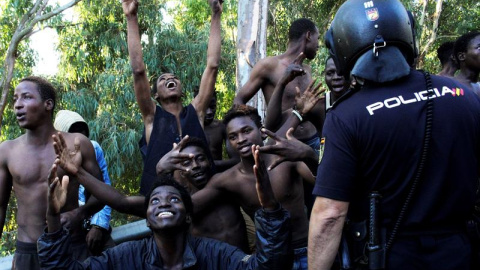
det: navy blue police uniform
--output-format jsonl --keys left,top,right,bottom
{"left": 314, "top": 69, "right": 480, "bottom": 269}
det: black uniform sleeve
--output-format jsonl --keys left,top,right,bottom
{"left": 314, "top": 111, "right": 357, "bottom": 201}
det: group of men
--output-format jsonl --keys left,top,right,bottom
{"left": 436, "top": 31, "right": 480, "bottom": 94}
{"left": 1, "top": 0, "right": 480, "bottom": 269}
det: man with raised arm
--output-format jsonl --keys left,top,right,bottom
{"left": 0, "top": 77, "right": 103, "bottom": 269}
{"left": 234, "top": 19, "right": 321, "bottom": 152}
{"left": 38, "top": 145, "right": 292, "bottom": 269}
{"left": 52, "top": 133, "right": 249, "bottom": 251}
{"left": 123, "top": 0, "right": 222, "bottom": 195}
{"left": 192, "top": 105, "right": 314, "bottom": 270}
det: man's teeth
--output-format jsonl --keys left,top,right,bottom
{"left": 166, "top": 81, "right": 176, "bottom": 88}
{"left": 157, "top": 212, "right": 173, "bottom": 217}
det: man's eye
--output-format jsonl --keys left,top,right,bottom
{"left": 151, "top": 198, "right": 159, "bottom": 204}
{"left": 170, "top": 197, "right": 180, "bottom": 202}
{"left": 182, "top": 160, "right": 191, "bottom": 166}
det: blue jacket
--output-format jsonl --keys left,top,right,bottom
{"left": 38, "top": 207, "right": 292, "bottom": 269}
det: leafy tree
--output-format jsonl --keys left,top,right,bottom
{"left": 0, "top": 0, "right": 82, "bottom": 135}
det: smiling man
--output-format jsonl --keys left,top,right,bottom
{"left": 0, "top": 76, "right": 103, "bottom": 269}
{"left": 156, "top": 137, "right": 249, "bottom": 251}
{"left": 192, "top": 104, "right": 315, "bottom": 270}
{"left": 38, "top": 146, "right": 293, "bottom": 269}
{"left": 122, "top": 0, "right": 223, "bottom": 195}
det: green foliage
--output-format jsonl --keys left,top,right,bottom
{"left": 1, "top": 0, "right": 480, "bottom": 258}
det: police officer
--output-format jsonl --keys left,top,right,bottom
{"left": 308, "top": 0, "right": 480, "bottom": 269}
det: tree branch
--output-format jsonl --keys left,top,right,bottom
{"left": 0, "top": 0, "right": 83, "bottom": 135}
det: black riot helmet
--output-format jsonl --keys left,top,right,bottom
{"left": 325, "top": 0, "right": 417, "bottom": 77}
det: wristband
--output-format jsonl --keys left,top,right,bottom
{"left": 292, "top": 109, "right": 303, "bottom": 122}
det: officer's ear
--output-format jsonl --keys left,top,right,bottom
{"left": 457, "top": 52, "right": 466, "bottom": 62}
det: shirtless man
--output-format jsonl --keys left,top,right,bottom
{"left": 157, "top": 137, "right": 248, "bottom": 251}
{"left": 234, "top": 18, "right": 320, "bottom": 150}
{"left": 194, "top": 89, "right": 239, "bottom": 172}
{"left": 123, "top": 0, "right": 222, "bottom": 194}
{"left": 437, "top": 41, "right": 458, "bottom": 77}
{"left": 53, "top": 133, "right": 249, "bottom": 251}
{"left": 454, "top": 31, "right": 480, "bottom": 95}
{"left": 192, "top": 105, "right": 315, "bottom": 269}
{"left": 0, "top": 76, "right": 103, "bottom": 269}
{"left": 264, "top": 57, "right": 349, "bottom": 215}
{"left": 266, "top": 56, "right": 349, "bottom": 139}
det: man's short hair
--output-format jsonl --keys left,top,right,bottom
{"left": 20, "top": 76, "right": 56, "bottom": 114}
{"left": 454, "top": 31, "right": 480, "bottom": 63}
{"left": 144, "top": 174, "right": 194, "bottom": 216}
{"left": 180, "top": 137, "right": 209, "bottom": 154}
{"left": 223, "top": 104, "right": 262, "bottom": 128}
{"left": 288, "top": 18, "right": 317, "bottom": 42}
{"left": 193, "top": 86, "right": 217, "bottom": 99}
{"left": 437, "top": 41, "right": 455, "bottom": 66}
{"left": 151, "top": 73, "right": 176, "bottom": 96}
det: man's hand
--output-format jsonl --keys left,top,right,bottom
{"left": 86, "top": 226, "right": 106, "bottom": 255}
{"left": 122, "top": 0, "right": 139, "bottom": 17}
{"left": 280, "top": 53, "right": 306, "bottom": 85}
{"left": 60, "top": 208, "right": 84, "bottom": 231}
{"left": 53, "top": 132, "right": 82, "bottom": 175}
{"left": 259, "top": 128, "right": 317, "bottom": 170}
{"left": 47, "top": 161, "right": 69, "bottom": 217}
{"left": 295, "top": 79, "right": 325, "bottom": 116}
{"left": 156, "top": 135, "right": 194, "bottom": 175}
{"left": 253, "top": 145, "right": 279, "bottom": 211}
{"left": 209, "top": 0, "right": 223, "bottom": 14}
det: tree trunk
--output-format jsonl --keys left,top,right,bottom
{"left": 418, "top": 0, "right": 443, "bottom": 67}
{"left": 236, "top": 0, "right": 268, "bottom": 119}
{"left": 0, "top": 0, "right": 82, "bottom": 135}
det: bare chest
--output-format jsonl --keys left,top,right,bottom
{"left": 8, "top": 144, "right": 58, "bottom": 186}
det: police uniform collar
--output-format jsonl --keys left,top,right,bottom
{"left": 351, "top": 46, "right": 410, "bottom": 83}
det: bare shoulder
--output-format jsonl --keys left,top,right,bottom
{"left": 0, "top": 136, "right": 25, "bottom": 160}
{"left": 208, "top": 164, "right": 242, "bottom": 188}
{"left": 60, "top": 132, "right": 91, "bottom": 147}
{"left": 252, "top": 56, "right": 280, "bottom": 74}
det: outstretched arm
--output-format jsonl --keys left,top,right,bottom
{"left": 53, "top": 133, "right": 145, "bottom": 217}
{"left": 192, "top": 0, "right": 223, "bottom": 126}
{"left": 308, "top": 196, "right": 349, "bottom": 269}
{"left": 0, "top": 143, "right": 12, "bottom": 239}
{"left": 156, "top": 136, "right": 194, "bottom": 175}
{"left": 259, "top": 128, "right": 318, "bottom": 172}
{"left": 123, "top": 0, "right": 156, "bottom": 144}
{"left": 46, "top": 162, "right": 69, "bottom": 233}
{"left": 264, "top": 53, "right": 306, "bottom": 133}
{"left": 191, "top": 174, "right": 224, "bottom": 216}
{"left": 252, "top": 145, "right": 279, "bottom": 211}
{"left": 275, "top": 81, "right": 325, "bottom": 138}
